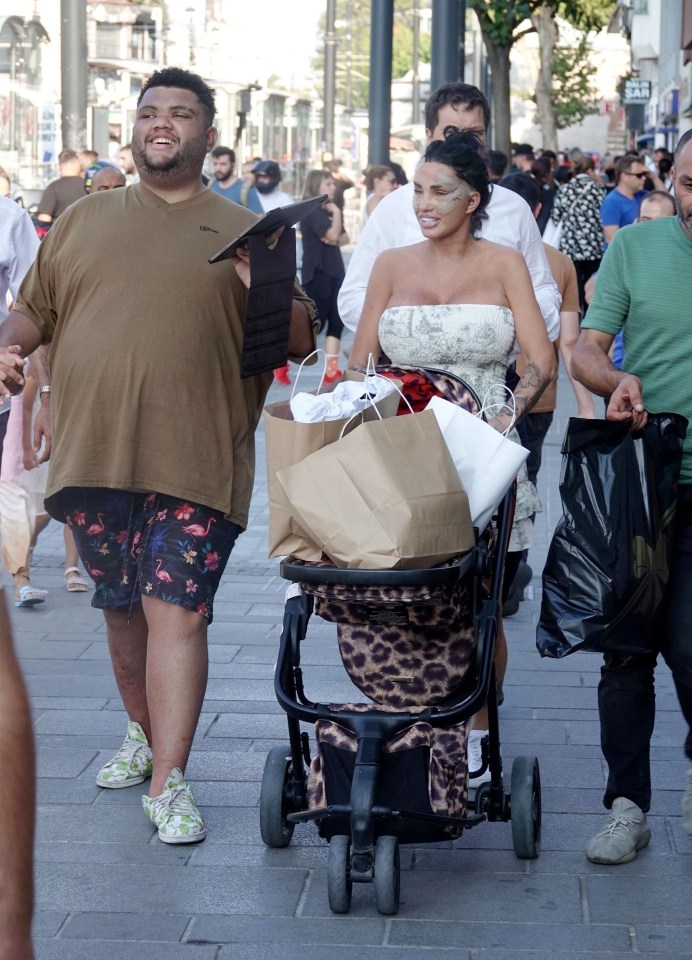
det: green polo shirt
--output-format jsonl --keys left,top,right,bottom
{"left": 582, "top": 216, "right": 692, "bottom": 482}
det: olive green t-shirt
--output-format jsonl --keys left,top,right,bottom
{"left": 582, "top": 216, "right": 692, "bottom": 482}
{"left": 15, "top": 182, "right": 311, "bottom": 526}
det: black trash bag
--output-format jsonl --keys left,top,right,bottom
{"left": 537, "top": 412, "right": 688, "bottom": 658}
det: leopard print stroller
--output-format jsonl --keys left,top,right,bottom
{"left": 259, "top": 366, "right": 541, "bottom": 915}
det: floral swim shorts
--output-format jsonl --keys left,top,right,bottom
{"left": 59, "top": 488, "right": 243, "bottom": 622}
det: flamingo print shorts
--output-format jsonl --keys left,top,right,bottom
{"left": 59, "top": 488, "right": 243, "bottom": 622}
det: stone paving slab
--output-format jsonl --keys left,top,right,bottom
{"left": 35, "top": 862, "right": 308, "bottom": 915}
{"left": 8, "top": 368, "right": 692, "bottom": 955}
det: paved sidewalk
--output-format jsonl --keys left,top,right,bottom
{"left": 9, "top": 366, "right": 692, "bottom": 959}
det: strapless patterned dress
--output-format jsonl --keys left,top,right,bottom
{"left": 378, "top": 303, "right": 540, "bottom": 551}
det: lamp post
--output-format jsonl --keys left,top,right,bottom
{"left": 412, "top": 0, "right": 421, "bottom": 125}
{"left": 368, "top": 0, "right": 393, "bottom": 164}
{"left": 431, "top": 0, "right": 461, "bottom": 89}
{"left": 324, "top": 0, "right": 337, "bottom": 159}
{"left": 60, "top": 0, "right": 87, "bottom": 150}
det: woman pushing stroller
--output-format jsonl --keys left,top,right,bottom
{"left": 348, "top": 131, "right": 556, "bottom": 766}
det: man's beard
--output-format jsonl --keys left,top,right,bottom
{"left": 214, "top": 169, "right": 230, "bottom": 181}
{"left": 675, "top": 195, "right": 692, "bottom": 237}
{"left": 131, "top": 134, "right": 206, "bottom": 180}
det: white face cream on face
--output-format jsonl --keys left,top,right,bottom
{"left": 412, "top": 162, "right": 474, "bottom": 221}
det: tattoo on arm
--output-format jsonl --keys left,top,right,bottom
{"left": 515, "top": 362, "right": 551, "bottom": 419}
{"left": 492, "top": 362, "right": 551, "bottom": 433}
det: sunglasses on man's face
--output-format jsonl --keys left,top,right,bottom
{"left": 628, "top": 171, "right": 648, "bottom": 179}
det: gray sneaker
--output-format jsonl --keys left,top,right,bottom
{"left": 683, "top": 770, "right": 692, "bottom": 835}
{"left": 586, "top": 797, "right": 651, "bottom": 864}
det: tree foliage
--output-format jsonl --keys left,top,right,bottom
{"left": 531, "top": 1, "right": 615, "bottom": 146}
{"left": 558, "top": 0, "right": 616, "bottom": 31}
{"left": 550, "top": 33, "right": 601, "bottom": 129}
{"left": 467, "top": 0, "right": 541, "bottom": 157}
{"left": 468, "top": 0, "right": 614, "bottom": 154}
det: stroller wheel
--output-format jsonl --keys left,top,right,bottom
{"left": 374, "top": 835, "right": 400, "bottom": 916}
{"left": 259, "top": 746, "right": 296, "bottom": 848}
{"left": 327, "top": 835, "right": 353, "bottom": 914}
{"left": 510, "top": 755, "right": 541, "bottom": 859}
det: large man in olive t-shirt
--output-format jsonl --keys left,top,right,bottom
{"left": 0, "top": 68, "right": 316, "bottom": 846}
{"left": 571, "top": 129, "right": 692, "bottom": 865}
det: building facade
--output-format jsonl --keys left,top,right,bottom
{"left": 616, "top": 0, "right": 692, "bottom": 150}
{"left": 0, "top": 0, "right": 323, "bottom": 195}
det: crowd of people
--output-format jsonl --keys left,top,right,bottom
{"left": 0, "top": 67, "right": 691, "bottom": 952}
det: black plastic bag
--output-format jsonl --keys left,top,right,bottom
{"left": 537, "top": 413, "right": 688, "bottom": 658}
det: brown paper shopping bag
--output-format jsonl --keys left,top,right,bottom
{"left": 276, "top": 410, "right": 475, "bottom": 569}
{"left": 264, "top": 371, "right": 401, "bottom": 559}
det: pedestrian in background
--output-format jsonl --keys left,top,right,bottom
{"left": 252, "top": 159, "right": 293, "bottom": 211}
{"left": 600, "top": 154, "right": 662, "bottom": 245}
{"left": 486, "top": 149, "right": 508, "bottom": 183}
{"left": 531, "top": 156, "right": 556, "bottom": 235}
{"left": 209, "top": 145, "right": 262, "bottom": 212}
{"left": 0, "top": 195, "right": 39, "bottom": 467}
{"left": 324, "top": 158, "right": 355, "bottom": 211}
{"left": 36, "top": 149, "right": 85, "bottom": 223}
{"left": 300, "top": 169, "right": 349, "bottom": 383}
{"left": 361, "top": 164, "right": 397, "bottom": 225}
{"left": 550, "top": 154, "right": 606, "bottom": 316}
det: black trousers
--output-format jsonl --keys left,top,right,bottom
{"left": 599, "top": 484, "right": 692, "bottom": 812}
{"left": 304, "top": 272, "right": 344, "bottom": 341}
{"left": 573, "top": 258, "right": 601, "bottom": 318}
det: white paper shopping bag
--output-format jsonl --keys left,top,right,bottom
{"left": 425, "top": 395, "right": 528, "bottom": 532}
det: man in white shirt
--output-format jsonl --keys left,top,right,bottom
{"left": 338, "top": 83, "right": 560, "bottom": 341}
{"left": 252, "top": 160, "right": 293, "bottom": 212}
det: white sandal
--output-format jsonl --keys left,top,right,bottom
{"left": 65, "top": 566, "right": 89, "bottom": 593}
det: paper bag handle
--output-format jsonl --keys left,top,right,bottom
{"left": 290, "top": 348, "right": 329, "bottom": 399}
{"left": 337, "top": 354, "right": 415, "bottom": 439}
{"left": 362, "top": 353, "right": 415, "bottom": 415}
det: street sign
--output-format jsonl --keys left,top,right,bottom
{"left": 38, "top": 105, "right": 58, "bottom": 163}
{"left": 622, "top": 78, "right": 652, "bottom": 105}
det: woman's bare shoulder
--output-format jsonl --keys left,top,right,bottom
{"left": 373, "top": 242, "right": 427, "bottom": 272}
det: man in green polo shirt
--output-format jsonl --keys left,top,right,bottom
{"left": 571, "top": 128, "right": 692, "bottom": 864}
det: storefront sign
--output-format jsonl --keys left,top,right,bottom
{"left": 622, "top": 78, "right": 652, "bottom": 105}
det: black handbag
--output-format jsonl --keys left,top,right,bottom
{"left": 537, "top": 413, "right": 688, "bottom": 658}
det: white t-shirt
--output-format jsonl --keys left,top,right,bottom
{"left": 257, "top": 189, "right": 294, "bottom": 212}
{"left": 338, "top": 180, "right": 561, "bottom": 340}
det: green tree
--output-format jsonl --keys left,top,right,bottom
{"left": 532, "top": 1, "right": 616, "bottom": 150}
{"left": 468, "top": 0, "right": 614, "bottom": 155}
{"left": 552, "top": 34, "right": 601, "bottom": 129}
{"left": 466, "top": 1, "right": 541, "bottom": 158}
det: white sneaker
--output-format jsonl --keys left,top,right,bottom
{"left": 96, "top": 720, "right": 153, "bottom": 788}
{"left": 468, "top": 730, "right": 491, "bottom": 787}
{"left": 142, "top": 767, "right": 206, "bottom": 844}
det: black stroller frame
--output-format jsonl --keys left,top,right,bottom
{"left": 260, "top": 367, "right": 542, "bottom": 915}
